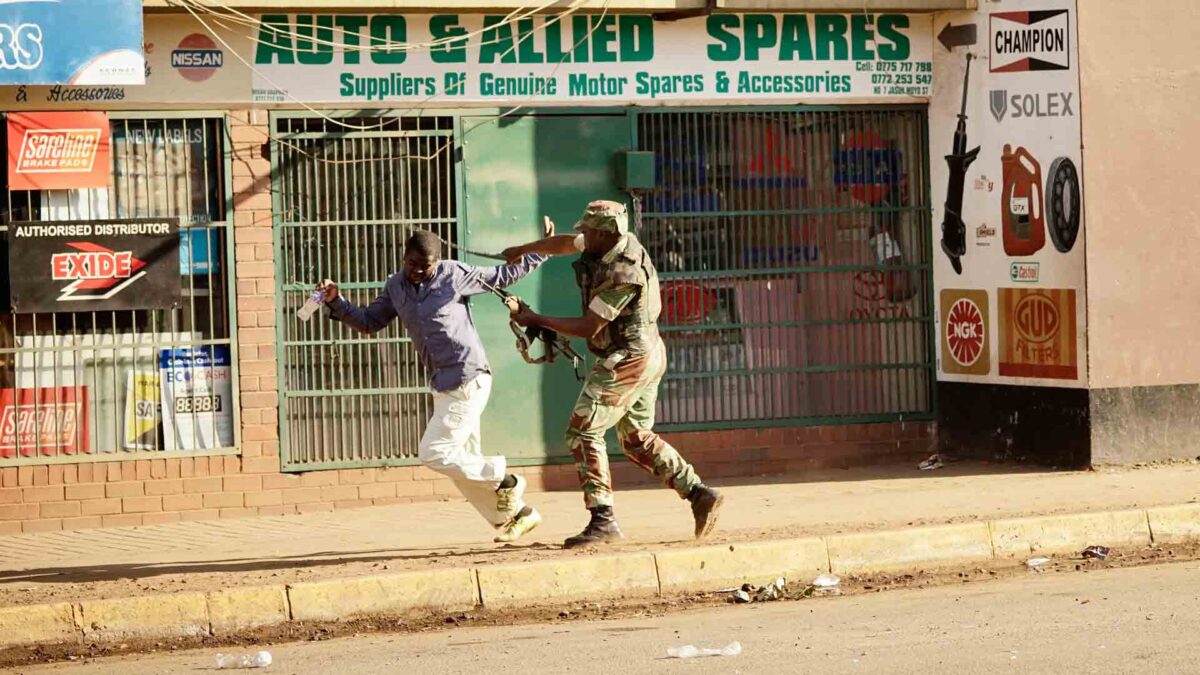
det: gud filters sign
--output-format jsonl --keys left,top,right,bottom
{"left": 998, "top": 288, "right": 1077, "bottom": 380}
{"left": 940, "top": 289, "right": 990, "bottom": 375}
{"left": 6, "top": 111, "right": 111, "bottom": 190}
{"left": 7, "top": 219, "right": 181, "bottom": 313}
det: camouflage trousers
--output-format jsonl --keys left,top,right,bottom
{"left": 564, "top": 338, "right": 702, "bottom": 509}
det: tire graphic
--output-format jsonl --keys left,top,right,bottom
{"left": 1047, "top": 157, "right": 1081, "bottom": 253}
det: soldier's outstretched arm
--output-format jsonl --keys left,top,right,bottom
{"left": 501, "top": 214, "right": 580, "bottom": 262}
{"left": 502, "top": 234, "right": 579, "bottom": 262}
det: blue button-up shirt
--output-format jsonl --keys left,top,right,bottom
{"left": 328, "top": 255, "right": 546, "bottom": 393}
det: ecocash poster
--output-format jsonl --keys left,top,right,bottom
{"left": 931, "top": 0, "right": 1086, "bottom": 388}
{"left": 250, "top": 13, "right": 934, "bottom": 104}
{"left": 0, "top": 15, "right": 252, "bottom": 110}
{"left": 159, "top": 346, "right": 234, "bottom": 451}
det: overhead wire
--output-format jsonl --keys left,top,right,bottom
{"left": 194, "top": 0, "right": 608, "bottom": 166}
{"left": 179, "top": 0, "right": 595, "bottom": 142}
{"left": 177, "top": 0, "right": 567, "bottom": 55}
{"left": 180, "top": 0, "right": 614, "bottom": 262}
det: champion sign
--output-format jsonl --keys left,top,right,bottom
{"left": 990, "top": 10, "right": 1070, "bottom": 73}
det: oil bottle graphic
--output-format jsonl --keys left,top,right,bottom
{"left": 1000, "top": 145, "right": 1045, "bottom": 256}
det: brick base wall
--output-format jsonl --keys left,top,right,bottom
{"left": 0, "top": 422, "right": 933, "bottom": 534}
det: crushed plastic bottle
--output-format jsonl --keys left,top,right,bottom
{"left": 667, "top": 642, "right": 742, "bottom": 659}
{"left": 811, "top": 573, "right": 841, "bottom": 596}
{"left": 296, "top": 290, "right": 325, "bottom": 322}
{"left": 215, "top": 651, "right": 272, "bottom": 669}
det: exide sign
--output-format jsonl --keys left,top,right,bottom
{"left": 51, "top": 249, "right": 134, "bottom": 281}
{"left": 8, "top": 218, "right": 180, "bottom": 313}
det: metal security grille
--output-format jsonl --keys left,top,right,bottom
{"left": 272, "top": 114, "right": 456, "bottom": 471}
{"left": 0, "top": 114, "right": 236, "bottom": 465}
{"left": 635, "top": 108, "right": 934, "bottom": 429}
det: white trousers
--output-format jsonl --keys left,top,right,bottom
{"left": 418, "top": 373, "right": 515, "bottom": 527}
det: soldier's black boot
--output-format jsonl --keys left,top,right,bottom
{"left": 689, "top": 484, "right": 724, "bottom": 539}
{"left": 563, "top": 506, "right": 625, "bottom": 549}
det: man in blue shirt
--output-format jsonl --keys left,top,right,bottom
{"left": 318, "top": 230, "right": 544, "bottom": 543}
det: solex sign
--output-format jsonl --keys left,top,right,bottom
{"left": 8, "top": 219, "right": 181, "bottom": 314}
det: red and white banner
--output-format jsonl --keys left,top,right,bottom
{"left": 0, "top": 386, "right": 89, "bottom": 458}
{"left": 6, "top": 111, "right": 111, "bottom": 191}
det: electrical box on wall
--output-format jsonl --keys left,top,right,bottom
{"left": 617, "top": 151, "right": 656, "bottom": 190}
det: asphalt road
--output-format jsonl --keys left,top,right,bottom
{"left": 16, "top": 561, "right": 1200, "bottom": 674}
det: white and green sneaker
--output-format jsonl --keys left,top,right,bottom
{"left": 496, "top": 474, "right": 527, "bottom": 517}
{"left": 494, "top": 507, "right": 542, "bottom": 543}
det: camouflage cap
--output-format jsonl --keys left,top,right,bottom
{"left": 573, "top": 200, "right": 628, "bottom": 234}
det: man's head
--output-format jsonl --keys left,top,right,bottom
{"left": 573, "top": 200, "right": 627, "bottom": 255}
{"left": 404, "top": 230, "right": 442, "bottom": 286}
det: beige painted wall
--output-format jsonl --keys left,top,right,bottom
{"left": 1078, "top": 1, "right": 1200, "bottom": 389}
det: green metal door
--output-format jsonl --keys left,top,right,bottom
{"left": 459, "top": 113, "right": 627, "bottom": 462}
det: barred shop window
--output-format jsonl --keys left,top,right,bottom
{"left": 0, "top": 116, "right": 236, "bottom": 464}
{"left": 636, "top": 109, "right": 934, "bottom": 429}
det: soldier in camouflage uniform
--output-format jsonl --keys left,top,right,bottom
{"left": 504, "top": 200, "right": 724, "bottom": 548}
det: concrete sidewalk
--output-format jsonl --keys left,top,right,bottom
{"left": 2, "top": 461, "right": 1198, "bottom": 609}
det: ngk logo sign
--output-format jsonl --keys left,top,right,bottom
{"left": 947, "top": 299, "right": 985, "bottom": 366}
{"left": 940, "top": 289, "right": 990, "bottom": 376}
{"left": 50, "top": 243, "right": 147, "bottom": 302}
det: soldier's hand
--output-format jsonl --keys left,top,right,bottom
{"left": 543, "top": 215, "right": 555, "bottom": 238}
{"left": 511, "top": 305, "right": 537, "bottom": 327}
{"left": 317, "top": 279, "right": 338, "bottom": 303}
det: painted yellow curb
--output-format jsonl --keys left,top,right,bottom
{"left": 208, "top": 586, "right": 290, "bottom": 636}
{"left": 990, "top": 509, "right": 1151, "bottom": 558}
{"left": 0, "top": 603, "right": 78, "bottom": 648}
{"left": 3, "top": 502, "right": 1196, "bottom": 649}
{"left": 656, "top": 538, "right": 829, "bottom": 592}
{"left": 478, "top": 553, "right": 658, "bottom": 607}
{"left": 1146, "top": 504, "right": 1200, "bottom": 544}
{"left": 78, "top": 593, "right": 209, "bottom": 642}
{"left": 827, "top": 522, "right": 993, "bottom": 574}
{"left": 288, "top": 568, "right": 476, "bottom": 622}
